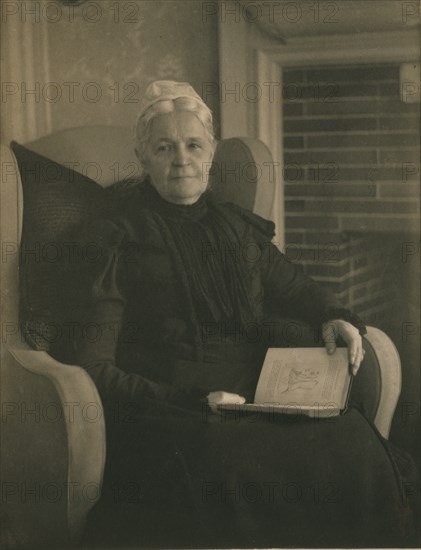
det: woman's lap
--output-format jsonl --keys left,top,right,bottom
{"left": 84, "top": 407, "right": 416, "bottom": 548}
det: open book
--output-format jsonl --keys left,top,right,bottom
{"left": 218, "top": 348, "right": 352, "bottom": 418}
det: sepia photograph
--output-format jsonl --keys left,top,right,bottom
{"left": 1, "top": 0, "right": 420, "bottom": 548}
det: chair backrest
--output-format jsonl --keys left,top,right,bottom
{"left": 24, "top": 126, "right": 276, "bottom": 217}
{"left": 24, "top": 125, "right": 139, "bottom": 188}
{"left": 1, "top": 126, "right": 276, "bottom": 351}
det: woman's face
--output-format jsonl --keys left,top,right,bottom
{"left": 141, "top": 110, "right": 215, "bottom": 205}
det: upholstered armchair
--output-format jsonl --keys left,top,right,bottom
{"left": 0, "top": 127, "right": 402, "bottom": 548}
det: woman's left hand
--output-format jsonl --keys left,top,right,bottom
{"left": 322, "top": 319, "right": 364, "bottom": 375}
{"left": 207, "top": 391, "right": 246, "bottom": 414}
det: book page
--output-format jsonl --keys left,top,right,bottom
{"left": 254, "top": 348, "right": 350, "bottom": 409}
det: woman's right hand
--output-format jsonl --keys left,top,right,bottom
{"left": 207, "top": 391, "right": 246, "bottom": 413}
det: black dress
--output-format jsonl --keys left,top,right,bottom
{"left": 71, "top": 181, "right": 415, "bottom": 548}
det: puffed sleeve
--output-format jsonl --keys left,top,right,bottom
{"left": 225, "top": 203, "right": 366, "bottom": 335}
{"left": 71, "top": 218, "right": 208, "bottom": 415}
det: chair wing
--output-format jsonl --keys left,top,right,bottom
{"left": 209, "top": 136, "right": 276, "bottom": 220}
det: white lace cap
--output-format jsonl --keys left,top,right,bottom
{"left": 137, "top": 80, "right": 211, "bottom": 121}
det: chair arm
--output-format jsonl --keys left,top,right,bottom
{"left": 362, "top": 326, "right": 402, "bottom": 439}
{"left": 1, "top": 346, "right": 106, "bottom": 546}
{"left": 348, "top": 326, "right": 401, "bottom": 439}
{"left": 256, "top": 317, "right": 401, "bottom": 441}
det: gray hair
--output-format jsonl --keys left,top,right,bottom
{"left": 134, "top": 96, "right": 216, "bottom": 169}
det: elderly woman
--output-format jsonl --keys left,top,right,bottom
{"left": 76, "top": 81, "right": 413, "bottom": 547}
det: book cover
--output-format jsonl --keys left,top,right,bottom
{"left": 219, "top": 348, "right": 352, "bottom": 418}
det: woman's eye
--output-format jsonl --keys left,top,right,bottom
{"left": 189, "top": 143, "right": 201, "bottom": 150}
{"left": 157, "top": 144, "right": 171, "bottom": 153}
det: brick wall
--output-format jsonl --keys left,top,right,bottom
{"left": 283, "top": 64, "right": 420, "bottom": 459}
{"left": 282, "top": 63, "right": 420, "bottom": 325}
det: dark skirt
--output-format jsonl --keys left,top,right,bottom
{"left": 83, "top": 404, "right": 418, "bottom": 548}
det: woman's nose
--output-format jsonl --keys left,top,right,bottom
{"left": 173, "top": 145, "right": 190, "bottom": 166}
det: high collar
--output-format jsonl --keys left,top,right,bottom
{"left": 142, "top": 178, "right": 209, "bottom": 223}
